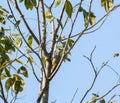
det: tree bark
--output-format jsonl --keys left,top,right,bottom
{"left": 42, "top": 57, "right": 51, "bottom": 103}
{"left": 42, "top": 81, "right": 49, "bottom": 103}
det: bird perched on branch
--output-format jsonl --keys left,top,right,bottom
{"left": 51, "top": 49, "right": 62, "bottom": 71}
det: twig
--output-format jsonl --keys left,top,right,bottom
{"left": 89, "top": 84, "right": 120, "bottom": 103}
{"left": 14, "top": 0, "right": 39, "bottom": 45}
{"left": 70, "top": 88, "right": 78, "bottom": 103}
{"left": 0, "top": 81, "right": 8, "bottom": 103}
{"left": 83, "top": 46, "right": 97, "bottom": 75}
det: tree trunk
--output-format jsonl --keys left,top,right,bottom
{"left": 42, "top": 57, "right": 51, "bottom": 103}
{"left": 42, "top": 81, "right": 49, "bottom": 103}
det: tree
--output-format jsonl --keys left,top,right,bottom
{"left": 0, "top": 0, "right": 120, "bottom": 103}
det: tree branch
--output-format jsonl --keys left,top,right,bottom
{"left": 39, "top": 0, "right": 47, "bottom": 56}
{"left": 14, "top": 0, "right": 39, "bottom": 45}
{"left": 89, "top": 84, "right": 120, "bottom": 103}
{"left": 0, "top": 81, "right": 8, "bottom": 103}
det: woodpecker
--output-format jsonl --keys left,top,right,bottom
{"left": 51, "top": 49, "right": 62, "bottom": 71}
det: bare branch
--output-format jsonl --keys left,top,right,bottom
{"left": 83, "top": 46, "right": 97, "bottom": 75}
{"left": 36, "top": 4, "right": 41, "bottom": 43}
{"left": 50, "top": 0, "right": 55, "bottom": 9}
{"left": 39, "top": 0, "right": 47, "bottom": 56}
{"left": 0, "top": 81, "right": 8, "bottom": 103}
{"left": 89, "top": 84, "right": 120, "bottom": 103}
{"left": 70, "top": 88, "right": 78, "bottom": 103}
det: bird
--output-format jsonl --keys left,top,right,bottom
{"left": 51, "top": 49, "right": 62, "bottom": 71}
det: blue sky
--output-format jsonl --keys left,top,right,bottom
{"left": 1, "top": 0, "right": 120, "bottom": 103}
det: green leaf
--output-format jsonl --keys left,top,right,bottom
{"left": 5, "top": 68, "right": 11, "bottom": 77}
{"left": 28, "top": 35, "right": 33, "bottom": 47}
{"left": 12, "top": 74, "right": 26, "bottom": 94}
{"left": 4, "top": 37, "right": 15, "bottom": 52}
{"left": 101, "top": 0, "right": 114, "bottom": 12}
{"left": 13, "top": 80, "right": 23, "bottom": 94}
{"left": 0, "top": 75, "right": 7, "bottom": 80}
{"left": 114, "top": 53, "right": 119, "bottom": 58}
{"left": 41, "top": 56, "right": 45, "bottom": 63}
{"left": 99, "top": 98, "right": 105, "bottom": 103}
{"left": 24, "top": 0, "right": 36, "bottom": 10}
{"left": 5, "top": 78, "right": 15, "bottom": 92}
{"left": 101, "top": 0, "right": 106, "bottom": 7}
{"left": 19, "top": 0, "right": 24, "bottom": 2}
{"left": 17, "top": 68, "right": 21, "bottom": 74}
{"left": 89, "top": 12, "right": 96, "bottom": 25}
{"left": 65, "top": 1, "right": 73, "bottom": 18}
{"left": 68, "top": 39, "right": 74, "bottom": 47}
{"left": 55, "top": 0, "right": 61, "bottom": 8}
{"left": 82, "top": 9, "right": 89, "bottom": 27}
{"left": 15, "top": 58, "right": 23, "bottom": 64}
{"left": 20, "top": 66, "right": 28, "bottom": 78}
{"left": 80, "top": 7, "right": 96, "bottom": 26}
{"left": 13, "top": 37, "right": 22, "bottom": 47}
{"left": 7, "top": 15, "right": 13, "bottom": 19}
{"left": 28, "top": 56, "right": 34, "bottom": 65}
{"left": 30, "top": 0, "right": 36, "bottom": 6}
{"left": 14, "top": 20, "right": 20, "bottom": 29}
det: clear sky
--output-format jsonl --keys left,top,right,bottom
{"left": 1, "top": 0, "right": 120, "bottom": 103}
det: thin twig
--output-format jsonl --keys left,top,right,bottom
{"left": 89, "top": 84, "right": 120, "bottom": 103}
{"left": 70, "top": 88, "right": 78, "bottom": 103}
{"left": 83, "top": 46, "right": 97, "bottom": 75}
{"left": 14, "top": 0, "right": 39, "bottom": 45}
{"left": 0, "top": 81, "right": 8, "bottom": 103}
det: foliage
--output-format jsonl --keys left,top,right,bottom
{"left": 0, "top": 0, "right": 120, "bottom": 103}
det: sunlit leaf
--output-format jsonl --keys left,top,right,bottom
{"left": 28, "top": 35, "right": 33, "bottom": 47}
{"left": 114, "top": 53, "right": 119, "bottom": 58}
{"left": 55, "top": 0, "right": 61, "bottom": 8}
{"left": 15, "top": 58, "right": 23, "bottom": 64}
{"left": 28, "top": 56, "right": 34, "bottom": 65}
{"left": 101, "top": 0, "right": 106, "bottom": 7}
{"left": 101, "top": 0, "right": 114, "bottom": 12}
{"left": 45, "top": 9, "right": 53, "bottom": 19}
{"left": 89, "top": 12, "right": 96, "bottom": 25}
{"left": 13, "top": 37, "right": 22, "bottom": 47}
{"left": 0, "top": 75, "right": 7, "bottom": 80}
{"left": 65, "top": 1, "right": 73, "bottom": 18}
{"left": 99, "top": 98, "right": 105, "bottom": 103}
{"left": 80, "top": 7, "right": 96, "bottom": 26}
{"left": 5, "top": 78, "right": 14, "bottom": 92}
{"left": 13, "top": 80, "right": 23, "bottom": 94}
